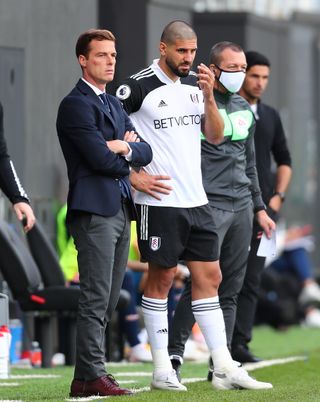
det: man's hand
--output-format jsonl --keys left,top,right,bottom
{"left": 124, "top": 130, "right": 140, "bottom": 143}
{"left": 256, "top": 210, "right": 276, "bottom": 239}
{"left": 130, "top": 169, "right": 172, "bottom": 200}
{"left": 106, "top": 139, "right": 130, "bottom": 155}
{"left": 107, "top": 131, "right": 140, "bottom": 156}
{"left": 197, "top": 63, "right": 215, "bottom": 100}
{"left": 13, "top": 202, "right": 36, "bottom": 232}
{"left": 198, "top": 63, "right": 224, "bottom": 144}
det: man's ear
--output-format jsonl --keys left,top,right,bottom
{"left": 209, "top": 64, "right": 219, "bottom": 77}
{"left": 78, "top": 55, "right": 87, "bottom": 68}
{"left": 159, "top": 42, "right": 167, "bottom": 57}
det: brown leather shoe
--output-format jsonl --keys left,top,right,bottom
{"left": 70, "top": 379, "right": 85, "bottom": 397}
{"left": 82, "top": 374, "right": 132, "bottom": 397}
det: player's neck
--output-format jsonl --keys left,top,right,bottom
{"left": 158, "top": 59, "right": 180, "bottom": 82}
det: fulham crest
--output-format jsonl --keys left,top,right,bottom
{"left": 116, "top": 84, "right": 131, "bottom": 100}
{"left": 149, "top": 236, "right": 161, "bottom": 251}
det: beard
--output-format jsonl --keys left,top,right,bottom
{"left": 165, "top": 57, "right": 191, "bottom": 78}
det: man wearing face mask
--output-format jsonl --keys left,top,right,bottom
{"left": 231, "top": 51, "right": 292, "bottom": 364}
{"left": 168, "top": 42, "right": 275, "bottom": 382}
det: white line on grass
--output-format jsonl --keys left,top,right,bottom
{"left": 114, "top": 371, "right": 151, "bottom": 376}
{"left": 0, "top": 383, "right": 20, "bottom": 386}
{"left": 106, "top": 361, "right": 144, "bottom": 367}
{"left": 66, "top": 396, "right": 124, "bottom": 401}
{"left": 244, "top": 355, "right": 306, "bottom": 371}
{"left": 132, "top": 386, "right": 150, "bottom": 393}
{"left": 183, "top": 377, "right": 206, "bottom": 384}
{"left": 9, "top": 374, "right": 61, "bottom": 379}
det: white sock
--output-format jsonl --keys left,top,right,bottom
{"left": 192, "top": 296, "right": 234, "bottom": 371}
{"left": 141, "top": 295, "right": 171, "bottom": 373}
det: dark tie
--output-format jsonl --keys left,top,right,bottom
{"left": 118, "top": 179, "right": 132, "bottom": 200}
{"left": 99, "top": 93, "right": 111, "bottom": 113}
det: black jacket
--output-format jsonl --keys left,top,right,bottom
{"left": 0, "top": 102, "right": 29, "bottom": 204}
{"left": 254, "top": 102, "right": 292, "bottom": 204}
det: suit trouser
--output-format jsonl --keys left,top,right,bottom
{"left": 232, "top": 208, "right": 277, "bottom": 348}
{"left": 69, "top": 202, "right": 130, "bottom": 380}
{"left": 168, "top": 205, "right": 253, "bottom": 358}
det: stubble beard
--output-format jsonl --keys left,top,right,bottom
{"left": 166, "top": 58, "right": 191, "bottom": 78}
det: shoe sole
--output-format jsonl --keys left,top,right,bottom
{"left": 70, "top": 391, "right": 134, "bottom": 397}
{"left": 151, "top": 382, "right": 187, "bottom": 391}
{"left": 212, "top": 377, "right": 236, "bottom": 390}
{"left": 212, "top": 376, "right": 273, "bottom": 390}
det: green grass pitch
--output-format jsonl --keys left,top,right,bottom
{"left": 0, "top": 325, "right": 319, "bottom": 401}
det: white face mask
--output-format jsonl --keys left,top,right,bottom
{"left": 217, "top": 68, "right": 246, "bottom": 93}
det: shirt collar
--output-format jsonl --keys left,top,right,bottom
{"left": 250, "top": 103, "right": 259, "bottom": 120}
{"left": 152, "top": 59, "right": 181, "bottom": 85}
{"left": 81, "top": 78, "right": 105, "bottom": 95}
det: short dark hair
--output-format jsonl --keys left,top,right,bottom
{"left": 76, "top": 29, "right": 115, "bottom": 58}
{"left": 245, "top": 51, "right": 271, "bottom": 71}
{"left": 209, "top": 41, "right": 243, "bottom": 65}
{"left": 160, "top": 20, "right": 196, "bottom": 45}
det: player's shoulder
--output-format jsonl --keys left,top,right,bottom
{"left": 116, "top": 66, "right": 163, "bottom": 101}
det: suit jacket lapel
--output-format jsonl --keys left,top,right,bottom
{"left": 76, "top": 79, "right": 117, "bottom": 129}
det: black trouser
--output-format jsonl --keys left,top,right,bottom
{"left": 232, "top": 207, "right": 278, "bottom": 349}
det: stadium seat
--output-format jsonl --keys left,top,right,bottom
{"left": 0, "top": 220, "right": 130, "bottom": 367}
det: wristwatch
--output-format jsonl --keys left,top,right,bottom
{"left": 274, "top": 191, "right": 286, "bottom": 202}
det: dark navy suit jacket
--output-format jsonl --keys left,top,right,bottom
{"left": 56, "top": 79, "right": 152, "bottom": 220}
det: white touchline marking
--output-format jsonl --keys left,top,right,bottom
{"left": 132, "top": 386, "right": 150, "bottom": 393}
{"left": 66, "top": 396, "right": 117, "bottom": 401}
{"left": 182, "top": 377, "right": 205, "bottom": 384}
{"left": 0, "top": 383, "right": 20, "bottom": 386}
{"left": 9, "top": 374, "right": 61, "bottom": 379}
{"left": 106, "top": 361, "right": 144, "bottom": 367}
{"left": 113, "top": 372, "right": 151, "bottom": 376}
{"left": 244, "top": 355, "right": 307, "bottom": 371}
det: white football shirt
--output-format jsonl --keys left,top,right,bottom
{"left": 116, "top": 59, "right": 208, "bottom": 208}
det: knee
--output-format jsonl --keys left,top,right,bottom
{"left": 192, "top": 264, "right": 222, "bottom": 293}
{"left": 210, "top": 267, "right": 222, "bottom": 289}
{"left": 145, "top": 267, "right": 175, "bottom": 297}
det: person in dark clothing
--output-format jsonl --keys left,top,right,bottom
{"left": 56, "top": 29, "right": 152, "bottom": 398}
{"left": 0, "top": 101, "right": 35, "bottom": 231}
{"left": 231, "top": 51, "right": 292, "bottom": 363}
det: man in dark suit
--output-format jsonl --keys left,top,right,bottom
{"left": 56, "top": 29, "right": 152, "bottom": 398}
{"left": 0, "top": 101, "right": 35, "bottom": 231}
